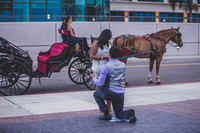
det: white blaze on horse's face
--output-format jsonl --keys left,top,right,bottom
{"left": 171, "top": 28, "right": 183, "bottom": 48}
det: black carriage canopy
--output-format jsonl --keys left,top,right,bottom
{"left": 0, "top": 37, "right": 29, "bottom": 57}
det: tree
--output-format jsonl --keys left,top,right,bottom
{"left": 169, "top": 0, "right": 198, "bottom": 23}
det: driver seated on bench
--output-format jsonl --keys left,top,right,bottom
{"left": 64, "top": 16, "right": 89, "bottom": 57}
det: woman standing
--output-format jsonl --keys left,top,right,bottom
{"left": 90, "top": 29, "right": 112, "bottom": 114}
{"left": 64, "top": 16, "right": 89, "bottom": 57}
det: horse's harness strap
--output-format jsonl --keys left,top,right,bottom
{"left": 144, "top": 34, "right": 156, "bottom": 52}
{"left": 156, "top": 33, "right": 166, "bottom": 53}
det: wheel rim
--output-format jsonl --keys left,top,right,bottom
{"left": 83, "top": 60, "right": 96, "bottom": 90}
{"left": 0, "top": 60, "right": 32, "bottom": 96}
{"left": 68, "top": 58, "right": 88, "bottom": 84}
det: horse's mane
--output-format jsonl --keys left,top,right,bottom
{"left": 149, "top": 28, "right": 171, "bottom": 36}
{"left": 149, "top": 28, "right": 172, "bottom": 38}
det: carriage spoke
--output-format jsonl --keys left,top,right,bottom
{"left": 17, "top": 81, "right": 27, "bottom": 89}
{"left": 16, "top": 82, "right": 22, "bottom": 93}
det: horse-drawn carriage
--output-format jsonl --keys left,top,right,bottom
{"left": 0, "top": 27, "right": 183, "bottom": 96}
{"left": 0, "top": 34, "right": 94, "bottom": 96}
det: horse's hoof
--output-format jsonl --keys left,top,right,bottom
{"left": 156, "top": 81, "right": 161, "bottom": 84}
{"left": 148, "top": 81, "right": 154, "bottom": 84}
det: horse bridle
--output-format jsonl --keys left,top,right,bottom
{"left": 156, "top": 29, "right": 182, "bottom": 47}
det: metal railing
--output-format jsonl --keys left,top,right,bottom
{"left": 0, "top": 15, "right": 199, "bottom": 23}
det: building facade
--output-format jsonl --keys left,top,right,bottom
{"left": 110, "top": 0, "right": 200, "bottom": 23}
{"left": 0, "top": 0, "right": 110, "bottom": 22}
{"left": 0, "top": 0, "right": 200, "bottom": 22}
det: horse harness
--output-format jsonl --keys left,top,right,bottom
{"left": 143, "top": 34, "right": 166, "bottom": 54}
{"left": 120, "top": 34, "right": 136, "bottom": 56}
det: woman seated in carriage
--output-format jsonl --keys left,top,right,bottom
{"left": 63, "top": 16, "right": 89, "bottom": 57}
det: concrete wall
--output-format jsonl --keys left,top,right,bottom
{"left": 0, "top": 22, "right": 199, "bottom": 61}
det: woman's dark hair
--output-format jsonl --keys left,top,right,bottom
{"left": 98, "top": 29, "right": 112, "bottom": 50}
{"left": 109, "top": 46, "right": 121, "bottom": 58}
{"left": 64, "top": 16, "right": 71, "bottom": 30}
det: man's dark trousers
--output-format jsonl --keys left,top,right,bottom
{"left": 94, "top": 88, "right": 129, "bottom": 119}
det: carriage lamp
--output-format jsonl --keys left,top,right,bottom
{"left": 75, "top": 43, "right": 80, "bottom": 53}
{"left": 177, "top": 46, "right": 180, "bottom": 55}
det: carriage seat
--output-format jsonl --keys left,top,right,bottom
{"left": 37, "top": 43, "right": 68, "bottom": 73}
{"left": 58, "top": 29, "right": 82, "bottom": 45}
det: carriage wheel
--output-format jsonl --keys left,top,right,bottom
{"left": 0, "top": 60, "right": 32, "bottom": 96}
{"left": 68, "top": 58, "right": 90, "bottom": 84}
{"left": 83, "top": 60, "right": 96, "bottom": 90}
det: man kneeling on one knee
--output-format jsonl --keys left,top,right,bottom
{"left": 90, "top": 46, "right": 137, "bottom": 124}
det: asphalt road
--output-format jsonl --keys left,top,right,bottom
{"left": 25, "top": 57, "right": 200, "bottom": 95}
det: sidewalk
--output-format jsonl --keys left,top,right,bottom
{"left": 0, "top": 82, "right": 200, "bottom": 133}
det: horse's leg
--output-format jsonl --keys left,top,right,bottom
{"left": 155, "top": 55, "right": 163, "bottom": 84}
{"left": 148, "top": 57, "right": 155, "bottom": 84}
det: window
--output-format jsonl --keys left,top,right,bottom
{"left": 169, "top": 0, "right": 188, "bottom": 3}
{"left": 76, "top": 6, "right": 85, "bottom": 21}
{"left": 87, "top": 0, "right": 94, "bottom": 5}
{"left": 31, "top": 0, "right": 46, "bottom": 2}
{"left": 138, "top": 0, "right": 163, "bottom": 2}
{"left": 96, "top": 0, "right": 102, "bottom": 6}
{"left": 111, "top": 11, "right": 124, "bottom": 21}
{"left": 31, "top": 3, "right": 46, "bottom": 21}
{"left": 160, "top": 13, "right": 183, "bottom": 22}
{"left": 198, "top": 0, "right": 200, "bottom": 4}
{"left": 13, "top": 0, "right": 29, "bottom": 2}
{"left": 0, "top": 0, "right": 12, "bottom": 2}
{"left": 48, "top": 0, "right": 61, "bottom": 3}
{"left": 0, "top": 3, "right": 11, "bottom": 22}
{"left": 86, "top": 6, "right": 95, "bottom": 21}
{"left": 129, "top": 12, "right": 155, "bottom": 22}
{"left": 63, "top": 0, "right": 75, "bottom": 4}
{"left": 192, "top": 14, "right": 200, "bottom": 23}
{"left": 48, "top": 4, "right": 61, "bottom": 21}
{"left": 63, "top": 4, "right": 75, "bottom": 16}
{"left": 96, "top": 7, "right": 103, "bottom": 21}
{"left": 76, "top": 0, "right": 86, "bottom": 5}
{"left": 13, "top": 3, "right": 30, "bottom": 22}
{"left": 104, "top": 0, "right": 109, "bottom": 8}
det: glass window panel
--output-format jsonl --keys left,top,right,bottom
{"left": 48, "top": 0, "right": 61, "bottom": 3}
{"left": 110, "top": 11, "right": 124, "bottom": 22}
{"left": 86, "top": 6, "right": 95, "bottom": 21}
{"left": 76, "top": 6, "right": 85, "bottom": 21}
{"left": 96, "top": 7, "right": 102, "bottom": 21}
{"left": 31, "top": 0, "right": 46, "bottom": 3}
{"left": 48, "top": 4, "right": 61, "bottom": 21}
{"left": 63, "top": 0, "right": 74, "bottom": 4}
{"left": 138, "top": 0, "right": 163, "bottom": 2}
{"left": 13, "top": 3, "right": 30, "bottom": 22}
{"left": 63, "top": 4, "right": 75, "bottom": 16}
{"left": 0, "top": 3, "right": 11, "bottom": 22}
{"left": 87, "top": 0, "right": 94, "bottom": 5}
{"left": 96, "top": 0, "right": 102, "bottom": 6}
{"left": 0, "top": 0, "right": 11, "bottom": 2}
{"left": 104, "top": 0, "right": 109, "bottom": 8}
{"left": 31, "top": 3, "right": 46, "bottom": 21}
{"left": 198, "top": 0, "right": 200, "bottom": 4}
{"left": 76, "top": 0, "right": 85, "bottom": 5}
{"left": 102, "top": 8, "right": 109, "bottom": 21}
{"left": 13, "top": 0, "right": 29, "bottom": 2}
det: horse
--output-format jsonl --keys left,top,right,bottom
{"left": 113, "top": 27, "right": 183, "bottom": 84}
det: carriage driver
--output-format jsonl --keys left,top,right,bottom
{"left": 90, "top": 46, "right": 137, "bottom": 124}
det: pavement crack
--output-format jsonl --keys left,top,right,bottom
{"left": 4, "top": 97, "right": 34, "bottom": 115}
